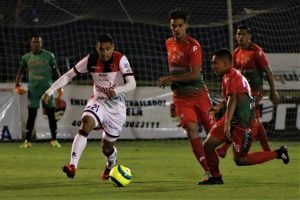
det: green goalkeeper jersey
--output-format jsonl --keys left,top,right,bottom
{"left": 20, "top": 49, "right": 57, "bottom": 91}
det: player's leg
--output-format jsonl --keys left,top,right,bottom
{"left": 175, "top": 97, "right": 210, "bottom": 176}
{"left": 199, "top": 101, "right": 231, "bottom": 159}
{"left": 44, "top": 106, "right": 61, "bottom": 147}
{"left": 254, "top": 95, "right": 271, "bottom": 151}
{"left": 99, "top": 104, "right": 125, "bottom": 181}
{"left": 255, "top": 118, "right": 271, "bottom": 151}
{"left": 20, "top": 107, "right": 37, "bottom": 148}
{"left": 198, "top": 122, "right": 225, "bottom": 185}
{"left": 20, "top": 90, "right": 39, "bottom": 148}
{"left": 62, "top": 115, "right": 95, "bottom": 178}
{"left": 101, "top": 133, "right": 118, "bottom": 180}
{"left": 63, "top": 99, "right": 102, "bottom": 178}
{"left": 231, "top": 127, "right": 288, "bottom": 166}
{"left": 185, "top": 122, "right": 210, "bottom": 173}
{"left": 43, "top": 95, "right": 60, "bottom": 147}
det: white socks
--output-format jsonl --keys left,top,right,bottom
{"left": 70, "top": 134, "right": 87, "bottom": 168}
{"left": 105, "top": 147, "right": 117, "bottom": 169}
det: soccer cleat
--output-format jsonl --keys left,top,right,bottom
{"left": 198, "top": 176, "right": 224, "bottom": 185}
{"left": 101, "top": 168, "right": 111, "bottom": 180}
{"left": 202, "top": 171, "right": 212, "bottom": 182}
{"left": 62, "top": 164, "right": 76, "bottom": 178}
{"left": 50, "top": 140, "right": 62, "bottom": 148}
{"left": 19, "top": 140, "right": 32, "bottom": 148}
{"left": 275, "top": 146, "right": 289, "bottom": 164}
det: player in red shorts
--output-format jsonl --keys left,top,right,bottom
{"left": 198, "top": 49, "right": 289, "bottom": 185}
{"left": 216, "top": 25, "right": 279, "bottom": 158}
{"left": 157, "top": 8, "right": 214, "bottom": 183}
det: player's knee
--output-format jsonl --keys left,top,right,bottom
{"left": 78, "top": 129, "right": 89, "bottom": 137}
{"left": 80, "top": 116, "right": 95, "bottom": 131}
{"left": 81, "top": 115, "right": 93, "bottom": 124}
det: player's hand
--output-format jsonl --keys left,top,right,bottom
{"left": 57, "top": 88, "right": 64, "bottom": 99}
{"left": 224, "top": 123, "right": 231, "bottom": 141}
{"left": 15, "top": 84, "right": 26, "bottom": 95}
{"left": 157, "top": 76, "right": 173, "bottom": 89}
{"left": 106, "top": 89, "right": 116, "bottom": 99}
{"left": 270, "top": 90, "right": 279, "bottom": 105}
{"left": 42, "top": 93, "right": 50, "bottom": 104}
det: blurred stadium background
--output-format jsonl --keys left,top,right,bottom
{"left": 0, "top": 0, "right": 299, "bottom": 141}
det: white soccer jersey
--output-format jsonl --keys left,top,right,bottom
{"left": 74, "top": 51, "right": 134, "bottom": 100}
{"left": 74, "top": 51, "right": 134, "bottom": 138}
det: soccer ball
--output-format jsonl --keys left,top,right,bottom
{"left": 109, "top": 165, "right": 132, "bottom": 187}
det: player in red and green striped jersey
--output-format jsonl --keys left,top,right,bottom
{"left": 216, "top": 25, "right": 279, "bottom": 158}
{"left": 198, "top": 49, "right": 289, "bottom": 185}
{"left": 157, "top": 8, "right": 214, "bottom": 183}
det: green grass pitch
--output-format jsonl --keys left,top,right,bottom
{"left": 0, "top": 140, "right": 299, "bottom": 200}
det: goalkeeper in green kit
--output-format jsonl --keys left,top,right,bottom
{"left": 15, "top": 34, "right": 63, "bottom": 148}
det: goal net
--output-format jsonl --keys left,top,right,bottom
{"left": 0, "top": 0, "right": 299, "bottom": 140}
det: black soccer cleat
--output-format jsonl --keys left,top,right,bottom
{"left": 198, "top": 176, "right": 224, "bottom": 185}
{"left": 275, "top": 146, "right": 290, "bottom": 164}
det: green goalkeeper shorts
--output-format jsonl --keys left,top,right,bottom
{"left": 27, "top": 89, "right": 55, "bottom": 108}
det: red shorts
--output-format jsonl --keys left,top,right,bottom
{"left": 173, "top": 90, "right": 214, "bottom": 132}
{"left": 209, "top": 116, "right": 258, "bottom": 158}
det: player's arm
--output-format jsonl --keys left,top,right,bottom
{"left": 224, "top": 94, "right": 237, "bottom": 141}
{"left": 106, "top": 55, "right": 136, "bottom": 98}
{"left": 107, "top": 75, "right": 136, "bottom": 98}
{"left": 263, "top": 66, "right": 279, "bottom": 105}
{"left": 255, "top": 49, "right": 279, "bottom": 105}
{"left": 42, "top": 68, "right": 77, "bottom": 104}
{"left": 15, "top": 67, "right": 24, "bottom": 85}
{"left": 52, "top": 65, "right": 61, "bottom": 80}
{"left": 158, "top": 42, "right": 202, "bottom": 88}
{"left": 15, "top": 61, "right": 26, "bottom": 94}
{"left": 173, "top": 43, "right": 203, "bottom": 82}
{"left": 51, "top": 65, "right": 65, "bottom": 98}
{"left": 43, "top": 54, "right": 90, "bottom": 103}
{"left": 173, "top": 65, "right": 201, "bottom": 82}
{"left": 50, "top": 52, "right": 64, "bottom": 98}
{"left": 114, "top": 75, "right": 136, "bottom": 94}
{"left": 157, "top": 66, "right": 200, "bottom": 88}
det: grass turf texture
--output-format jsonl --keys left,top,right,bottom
{"left": 0, "top": 140, "right": 299, "bottom": 200}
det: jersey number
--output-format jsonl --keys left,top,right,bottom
{"left": 87, "top": 104, "right": 100, "bottom": 112}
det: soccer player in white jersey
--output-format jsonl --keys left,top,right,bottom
{"left": 42, "top": 34, "right": 136, "bottom": 180}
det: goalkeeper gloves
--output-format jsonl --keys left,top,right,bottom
{"left": 15, "top": 84, "right": 26, "bottom": 95}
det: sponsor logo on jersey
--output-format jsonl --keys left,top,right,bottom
{"left": 98, "top": 73, "right": 107, "bottom": 77}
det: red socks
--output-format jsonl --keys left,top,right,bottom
{"left": 189, "top": 138, "right": 210, "bottom": 172}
